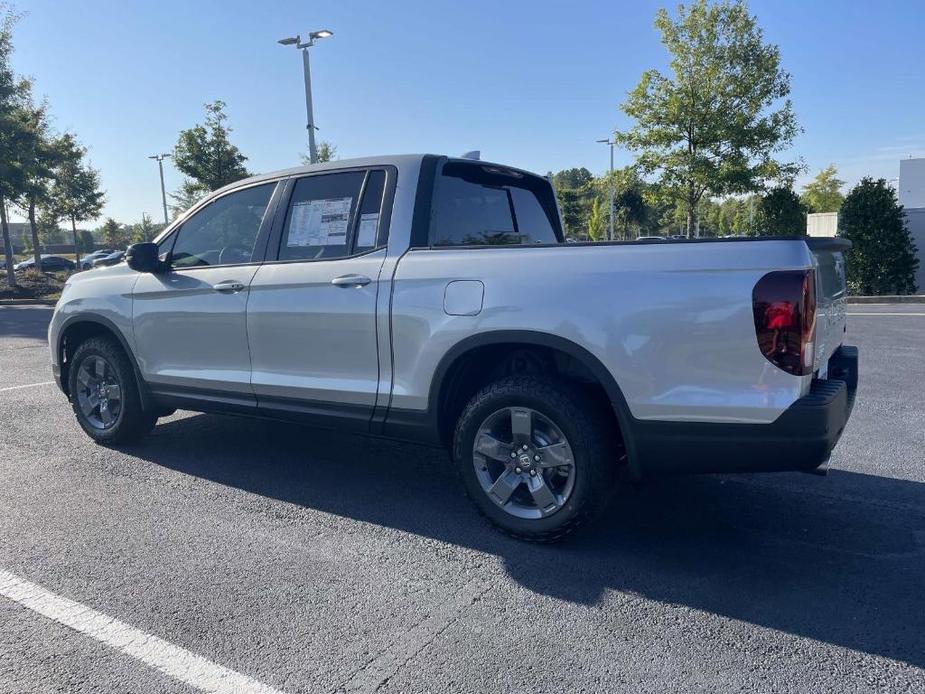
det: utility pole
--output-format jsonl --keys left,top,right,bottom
{"left": 148, "top": 153, "right": 171, "bottom": 224}
{"left": 596, "top": 139, "right": 615, "bottom": 240}
{"left": 279, "top": 29, "right": 334, "bottom": 164}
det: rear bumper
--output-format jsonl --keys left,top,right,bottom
{"left": 631, "top": 345, "right": 858, "bottom": 475}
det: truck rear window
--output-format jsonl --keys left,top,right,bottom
{"left": 430, "top": 162, "right": 562, "bottom": 246}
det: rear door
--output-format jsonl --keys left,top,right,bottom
{"left": 246, "top": 167, "right": 394, "bottom": 429}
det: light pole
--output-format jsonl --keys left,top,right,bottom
{"left": 596, "top": 139, "right": 615, "bottom": 240}
{"left": 278, "top": 29, "right": 333, "bottom": 165}
{"left": 148, "top": 153, "right": 171, "bottom": 224}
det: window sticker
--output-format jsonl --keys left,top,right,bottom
{"left": 357, "top": 213, "right": 380, "bottom": 247}
{"left": 287, "top": 196, "right": 352, "bottom": 247}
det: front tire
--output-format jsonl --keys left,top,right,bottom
{"left": 453, "top": 376, "right": 616, "bottom": 542}
{"left": 68, "top": 336, "right": 157, "bottom": 445}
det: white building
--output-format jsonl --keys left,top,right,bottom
{"left": 806, "top": 212, "right": 838, "bottom": 238}
{"left": 898, "top": 158, "right": 925, "bottom": 292}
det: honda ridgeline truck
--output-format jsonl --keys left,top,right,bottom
{"left": 49, "top": 155, "right": 858, "bottom": 540}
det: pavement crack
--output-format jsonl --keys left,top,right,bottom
{"left": 335, "top": 579, "right": 490, "bottom": 694}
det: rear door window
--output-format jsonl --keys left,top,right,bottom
{"left": 430, "top": 162, "right": 562, "bottom": 246}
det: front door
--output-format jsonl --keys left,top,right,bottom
{"left": 132, "top": 181, "right": 278, "bottom": 405}
{"left": 246, "top": 169, "right": 392, "bottom": 429}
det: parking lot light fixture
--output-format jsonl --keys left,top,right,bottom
{"left": 148, "top": 153, "right": 172, "bottom": 225}
{"left": 278, "top": 29, "right": 334, "bottom": 165}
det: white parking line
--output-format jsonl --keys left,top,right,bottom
{"left": 0, "top": 569, "right": 286, "bottom": 694}
{"left": 848, "top": 312, "right": 925, "bottom": 316}
{"left": 0, "top": 381, "right": 54, "bottom": 393}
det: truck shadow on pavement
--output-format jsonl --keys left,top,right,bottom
{"left": 133, "top": 412, "right": 925, "bottom": 669}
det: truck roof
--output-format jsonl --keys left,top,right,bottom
{"left": 209, "top": 154, "right": 546, "bottom": 198}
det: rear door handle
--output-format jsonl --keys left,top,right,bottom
{"left": 213, "top": 280, "right": 245, "bottom": 293}
{"left": 331, "top": 274, "right": 371, "bottom": 288}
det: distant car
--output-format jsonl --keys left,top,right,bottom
{"left": 13, "top": 255, "right": 76, "bottom": 272}
{"left": 635, "top": 235, "right": 666, "bottom": 241}
{"left": 79, "top": 249, "right": 118, "bottom": 270}
{"left": 91, "top": 251, "right": 125, "bottom": 268}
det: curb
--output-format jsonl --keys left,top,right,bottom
{"left": 0, "top": 299, "right": 57, "bottom": 306}
{"left": 848, "top": 295, "right": 925, "bottom": 304}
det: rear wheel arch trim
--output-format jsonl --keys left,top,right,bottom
{"left": 428, "top": 330, "right": 640, "bottom": 472}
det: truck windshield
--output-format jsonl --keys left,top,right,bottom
{"left": 430, "top": 162, "right": 563, "bottom": 246}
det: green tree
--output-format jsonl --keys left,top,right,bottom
{"left": 839, "top": 178, "right": 918, "bottom": 295}
{"left": 99, "top": 217, "right": 127, "bottom": 249}
{"left": 556, "top": 187, "right": 585, "bottom": 239}
{"left": 553, "top": 167, "right": 593, "bottom": 190}
{"left": 172, "top": 100, "right": 249, "bottom": 206}
{"left": 801, "top": 164, "right": 844, "bottom": 213}
{"left": 169, "top": 179, "right": 206, "bottom": 218}
{"left": 48, "top": 132, "right": 105, "bottom": 267}
{"left": 130, "top": 213, "right": 161, "bottom": 243}
{"left": 757, "top": 186, "right": 806, "bottom": 236}
{"left": 77, "top": 229, "right": 95, "bottom": 253}
{"left": 0, "top": 2, "right": 30, "bottom": 284}
{"left": 14, "top": 97, "right": 60, "bottom": 271}
{"left": 300, "top": 140, "right": 337, "bottom": 165}
{"left": 616, "top": 0, "right": 801, "bottom": 236}
{"left": 587, "top": 197, "right": 606, "bottom": 241}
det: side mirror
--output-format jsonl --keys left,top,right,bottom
{"left": 125, "top": 243, "right": 163, "bottom": 273}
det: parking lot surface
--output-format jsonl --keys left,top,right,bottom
{"left": 1, "top": 304, "right": 924, "bottom": 693}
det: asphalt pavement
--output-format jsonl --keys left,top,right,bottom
{"left": 0, "top": 304, "right": 923, "bottom": 693}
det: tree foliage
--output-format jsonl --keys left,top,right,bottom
{"left": 48, "top": 132, "right": 105, "bottom": 265}
{"left": 173, "top": 100, "right": 249, "bottom": 199}
{"left": 839, "top": 178, "right": 918, "bottom": 295}
{"left": 757, "top": 186, "right": 806, "bottom": 236}
{"left": 301, "top": 140, "right": 337, "bottom": 165}
{"left": 616, "top": 0, "right": 801, "bottom": 235}
{"left": 801, "top": 164, "right": 844, "bottom": 213}
{"left": 99, "top": 217, "right": 128, "bottom": 249}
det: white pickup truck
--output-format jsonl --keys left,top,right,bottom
{"left": 49, "top": 154, "right": 858, "bottom": 540}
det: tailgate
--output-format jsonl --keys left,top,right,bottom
{"left": 806, "top": 237, "right": 851, "bottom": 375}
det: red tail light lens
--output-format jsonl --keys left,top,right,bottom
{"left": 752, "top": 270, "right": 816, "bottom": 376}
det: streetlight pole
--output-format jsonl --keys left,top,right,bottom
{"left": 596, "top": 139, "right": 615, "bottom": 240}
{"left": 148, "top": 153, "right": 171, "bottom": 225}
{"left": 279, "top": 30, "right": 334, "bottom": 165}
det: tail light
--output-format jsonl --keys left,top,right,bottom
{"left": 752, "top": 270, "right": 816, "bottom": 376}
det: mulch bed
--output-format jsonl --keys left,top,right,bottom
{"left": 0, "top": 268, "right": 70, "bottom": 301}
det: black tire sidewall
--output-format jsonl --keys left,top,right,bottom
{"left": 453, "top": 376, "right": 613, "bottom": 540}
{"left": 68, "top": 337, "right": 147, "bottom": 444}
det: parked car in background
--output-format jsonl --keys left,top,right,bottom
{"left": 13, "top": 255, "right": 76, "bottom": 273}
{"left": 79, "top": 249, "right": 118, "bottom": 270}
{"left": 636, "top": 235, "right": 666, "bottom": 241}
{"left": 90, "top": 250, "right": 125, "bottom": 268}
{"left": 49, "top": 154, "right": 858, "bottom": 541}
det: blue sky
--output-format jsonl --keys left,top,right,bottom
{"left": 10, "top": 0, "right": 925, "bottom": 224}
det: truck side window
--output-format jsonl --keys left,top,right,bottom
{"left": 169, "top": 183, "right": 275, "bottom": 268}
{"left": 279, "top": 172, "right": 365, "bottom": 261}
{"left": 430, "top": 162, "right": 562, "bottom": 246}
{"left": 355, "top": 171, "right": 386, "bottom": 252}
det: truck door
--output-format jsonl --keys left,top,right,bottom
{"left": 245, "top": 168, "right": 393, "bottom": 430}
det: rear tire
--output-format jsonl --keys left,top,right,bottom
{"left": 68, "top": 336, "right": 157, "bottom": 445}
{"left": 452, "top": 376, "right": 616, "bottom": 542}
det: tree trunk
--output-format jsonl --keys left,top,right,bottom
{"left": 71, "top": 216, "right": 81, "bottom": 268}
{"left": 0, "top": 197, "right": 17, "bottom": 289}
{"left": 28, "top": 198, "right": 42, "bottom": 272}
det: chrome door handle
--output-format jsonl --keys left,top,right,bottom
{"left": 331, "top": 274, "right": 371, "bottom": 288}
{"left": 213, "top": 280, "right": 245, "bottom": 293}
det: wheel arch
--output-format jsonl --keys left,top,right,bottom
{"left": 428, "top": 330, "right": 639, "bottom": 472}
{"left": 57, "top": 315, "right": 153, "bottom": 410}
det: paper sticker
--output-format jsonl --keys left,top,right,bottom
{"left": 287, "top": 196, "right": 352, "bottom": 247}
{"left": 357, "top": 213, "right": 379, "bottom": 247}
